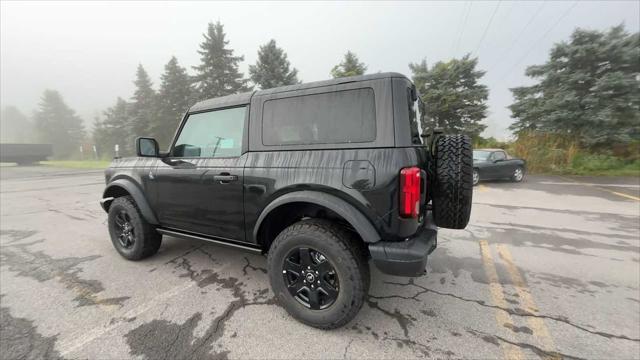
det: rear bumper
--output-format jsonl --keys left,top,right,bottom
{"left": 368, "top": 214, "right": 437, "bottom": 277}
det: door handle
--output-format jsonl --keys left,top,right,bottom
{"left": 213, "top": 174, "right": 238, "bottom": 183}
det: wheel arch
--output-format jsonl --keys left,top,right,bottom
{"left": 102, "top": 179, "right": 159, "bottom": 224}
{"left": 253, "top": 191, "right": 380, "bottom": 252}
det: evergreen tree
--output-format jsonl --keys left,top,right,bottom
{"left": 130, "top": 64, "right": 157, "bottom": 145}
{"left": 193, "top": 21, "right": 249, "bottom": 99}
{"left": 249, "top": 40, "right": 300, "bottom": 89}
{"left": 93, "top": 98, "right": 133, "bottom": 156}
{"left": 92, "top": 116, "right": 109, "bottom": 159}
{"left": 33, "top": 90, "right": 85, "bottom": 158}
{"left": 330, "top": 51, "right": 367, "bottom": 78}
{"left": 509, "top": 25, "right": 640, "bottom": 147}
{"left": 156, "top": 56, "right": 194, "bottom": 148}
{"left": 0, "top": 106, "right": 34, "bottom": 143}
{"left": 409, "top": 55, "right": 488, "bottom": 138}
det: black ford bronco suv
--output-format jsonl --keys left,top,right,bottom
{"left": 100, "top": 73, "right": 473, "bottom": 329}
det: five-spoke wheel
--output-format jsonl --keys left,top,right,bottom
{"left": 283, "top": 247, "right": 339, "bottom": 310}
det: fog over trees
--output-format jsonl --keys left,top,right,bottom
{"left": 32, "top": 90, "right": 85, "bottom": 158}
{"left": 410, "top": 55, "right": 489, "bottom": 139}
{"left": 509, "top": 25, "right": 640, "bottom": 148}
{"left": 249, "top": 40, "right": 300, "bottom": 89}
{"left": 330, "top": 51, "right": 367, "bottom": 78}
{"left": 0, "top": 20, "right": 637, "bottom": 160}
{"left": 0, "top": 106, "right": 33, "bottom": 143}
{"left": 193, "top": 21, "right": 250, "bottom": 100}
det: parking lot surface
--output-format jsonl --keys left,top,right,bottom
{"left": 1, "top": 166, "right": 639, "bottom": 359}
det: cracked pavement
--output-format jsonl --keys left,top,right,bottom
{"left": 0, "top": 166, "right": 638, "bottom": 359}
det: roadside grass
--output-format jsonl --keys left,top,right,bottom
{"left": 563, "top": 154, "right": 640, "bottom": 177}
{"left": 40, "top": 160, "right": 111, "bottom": 169}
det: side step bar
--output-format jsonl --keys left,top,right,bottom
{"left": 156, "top": 228, "right": 262, "bottom": 254}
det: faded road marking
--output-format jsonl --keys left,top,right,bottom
{"left": 558, "top": 176, "right": 640, "bottom": 201}
{"left": 496, "top": 244, "right": 559, "bottom": 359}
{"left": 608, "top": 191, "right": 640, "bottom": 201}
{"left": 476, "top": 184, "right": 489, "bottom": 193}
{"left": 539, "top": 181, "right": 640, "bottom": 189}
{"left": 479, "top": 240, "right": 525, "bottom": 360}
{"left": 54, "top": 272, "right": 124, "bottom": 312}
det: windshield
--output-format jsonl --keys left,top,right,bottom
{"left": 473, "top": 150, "right": 492, "bottom": 161}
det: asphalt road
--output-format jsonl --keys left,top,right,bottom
{"left": 1, "top": 166, "right": 639, "bottom": 359}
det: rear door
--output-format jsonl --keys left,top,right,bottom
{"left": 153, "top": 106, "right": 248, "bottom": 242}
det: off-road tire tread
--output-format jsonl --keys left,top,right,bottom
{"left": 432, "top": 135, "right": 473, "bottom": 229}
{"left": 109, "top": 196, "right": 162, "bottom": 260}
{"left": 268, "top": 219, "right": 369, "bottom": 329}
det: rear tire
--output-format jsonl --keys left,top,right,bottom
{"left": 511, "top": 166, "right": 525, "bottom": 183}
{"left": 432, "top": 134, "right": 473, "bottom": 229}
{"left": 268, "top": 219, "right": 369, "bottom": 329}
{"left": 108, "top": 196, "right": 162, "bottom": 260}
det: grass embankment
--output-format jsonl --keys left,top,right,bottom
{"left": 40, "top": 160, "right": 111, "bottom": 169}
{"left": 476, "top": 132, "right": 640, "bottom": 177}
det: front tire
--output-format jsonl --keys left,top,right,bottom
{"left": 108, "top": 196, "right": 162, "bottom": 260}
{"left": 268, "top": 219, "right": 369, "bottom": 329}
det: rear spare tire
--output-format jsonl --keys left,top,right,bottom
{"left": 432, "top": 134, "right": 473, "bottom": 229}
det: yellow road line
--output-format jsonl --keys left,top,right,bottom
{"left": 609, "top": 190, "right": 640, "bottom": 201}
{"left": 476, "top": 184, "right": 489, "bottom": 193}
{"left": 479, "top": 240, "right": 525, "bottom": 360}
{"left": 496, "top": 244, "right": 559, "bottom": 359}
{"left": 558, "top": 175, "right": 640, "bottom": 201}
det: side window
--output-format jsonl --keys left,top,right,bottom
{"left": 262, "top": 88, "right": 376, "bottom": 146}
{"left": 173, "top": 106, "right": 246, "bottom": 158}
{"left": 493, "top": 151, "right": 506, "bottom": 161}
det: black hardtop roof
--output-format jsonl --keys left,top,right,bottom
{"left": 189, "top": 72, "right": 410, "bottom": 113}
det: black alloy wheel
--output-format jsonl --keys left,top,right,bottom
{"left": 268, "top": 219, "right": 369, "bottom": 329}
{"left": 113, "top": 210, "right": 136, "bottom": 249}
{"left": 107, "top": 195, "right": 162, "bottom": 260}
{"left": 282, "top": 247, "right": 339, "bottom": 310}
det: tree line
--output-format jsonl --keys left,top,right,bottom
{"left": 1, "top": 22, "right": 637, "bottom": 160}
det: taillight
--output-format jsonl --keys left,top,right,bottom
{"left": 399, "top": 167, "right": 421, "bottom": 218}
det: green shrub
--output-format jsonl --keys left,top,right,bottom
{"left": 506, "top": 131, "right": 639, "bottom": 176}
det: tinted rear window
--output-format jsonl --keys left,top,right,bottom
{"left": 262, "top": 88, "right": 376, "bottom": 146}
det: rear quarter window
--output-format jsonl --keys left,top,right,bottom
{"left": 262, "top": 88, "right": 376, "bottom": 146}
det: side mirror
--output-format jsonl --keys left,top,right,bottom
{"left": 136, "top": 137, "right": 159, "bottom": 157}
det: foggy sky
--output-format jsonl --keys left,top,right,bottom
{"left": 1, "top": 1, "right": 639, "bottom": 140}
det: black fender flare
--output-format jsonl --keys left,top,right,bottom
{"left": 253, "top": 191, "right": 380, "bottom": 243}
{"left": 102, "top": 179, "right": 159, "bottom": 224}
